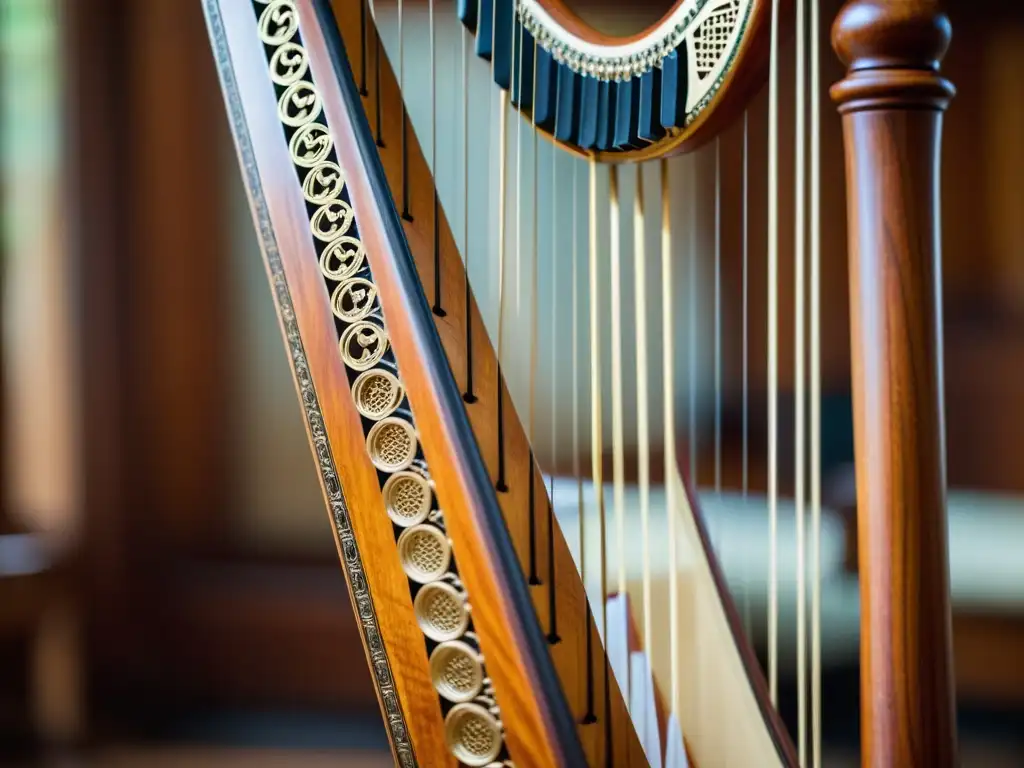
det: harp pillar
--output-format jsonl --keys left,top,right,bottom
{"left": 831, "top": 2, "right": 958, "bottom": 766}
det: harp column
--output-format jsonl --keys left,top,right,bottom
{"left": 831, "top": 2, "right": 957, "bottom": 767}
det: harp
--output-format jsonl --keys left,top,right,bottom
{"left": 203, "top": 0, "right": 956, "bottom": 765}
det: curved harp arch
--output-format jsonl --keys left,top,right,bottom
{"left": 207, "top": 0, "right": 958, "bottom": 766}
{"left": 454, "top": 0, "right": 783, "bottom": 158}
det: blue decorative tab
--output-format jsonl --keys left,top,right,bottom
{"left": 533, "top": 47, "right": 557, "bottom": 129}
{"left": 458, "top": 0, "right": 477, "bottom": 33}
{"left": 554, "top": 65, "right": 580, "bottom": 143}
{"left": 512, "top": 28, "right": 535, "bottom": 109}
{"left": 638, "top": 67, "right": 666, "bottom": 142}
{"left": 491, "top": 0, "right": 514, "bottom": 90}
{"left": 660, "top": 46, "right": 688, "bottom": 129}
{"left": 577, "top": 76, "right": 598, "bottom": 149}
{"left": 596, "top": 80, "right": 612, "bottom": 150}
{"left": 476, "top": 0, "right": 493, "bottom": 59}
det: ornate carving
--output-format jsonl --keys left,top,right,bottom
{"left": 203, "top": 2, "right": 414, "bottom": 764}
{"left": 239, "top": 1, "right": 512, "bottom": 764}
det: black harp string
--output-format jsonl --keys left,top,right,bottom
{"left": 398, "top": 0, "right": 412, "bottom": 221}
{"left": 359, "top": 0, "right": 368, "bottom": 95}
{"left": 527, "top": 33, "right": 540, "bottom": 586}
{"left": 494, "top": 0, "right": 509, "bottom": 495}
{"left": 463, "top": 24, "right": 477, "bottom": 403}
{"left": 430, "top": 0, "right": 444, "bottom": 316}
{"left": 374, "top": 32, "right": 384, "bottom": 147}
{"left": 548, "top": 138, "right": 560, "bottom": 645}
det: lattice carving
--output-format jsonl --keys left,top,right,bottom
{"left": 415, "top": 580, "right": 471, "bottom": 642}
{"left": 398, "top": 524, "right": 452, "bottom": 584}
{"left": 445, "top": 702, "right": 504, "bottom": 767}
{"left": 382, "top": 470, "right": 433, "bottom": 527}
{"left": 430, "top": 639, "right": 485, "bottom": 703}
{"left": 692, "top": 0, "right": 740, "bottom": 81}
{"left": 352, "top": 368, "right": 404, "bottom": 421}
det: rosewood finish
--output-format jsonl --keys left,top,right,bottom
{"left": 832, "top": 1, "right": 958, "bottom": 765}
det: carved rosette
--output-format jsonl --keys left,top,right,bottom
{"left": 251, "top": 2, "right": 511, "bottom": 766}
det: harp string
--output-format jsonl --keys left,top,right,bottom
{"left": 742, "top": 109, "right": 752, "bottom": 636}
{"left": 610, "top": 165, "right": 627, "bottom": 602}
{"left": 661, "top": 158, "right": 680, "bottom": 718}
{"left": 688, "top": 162, "right": 698, "bottom": 486}
{"left": 514, "top": 24, "right": 524, "bottom": 316}
{"left": 811, "top": 0, "right": 823, "bottom": 763}
{"left": 715, "top": 138, "right": 723, "bottom": 498}
{"left": 634, "top": 164, "right": 652, "bottom": 663}
{"left": 429, "top": 0, "right": 440, "bottom": 312}
{"left": 767, "top": 0, "right": 782, "bottom": 708}
{"left": 525, "top": 33, "right": 540, "bottom": 584}
{"left": 588, "top": 158, "right": 607, "bottom": 644}
{"left": 795, "top": 0, "right": 808, "bottom": 757}
{"left": 549, "top": 138, "right": 559, "bottom": 640}
{"left": 496, "top": 89, "right": 509, "bottom": 364}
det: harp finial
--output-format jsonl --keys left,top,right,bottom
{"left": 829, "top": 2, "right": 958, "bottom": 767}
{"left": 831, "top": 0, "right": 955, "bottom": 112}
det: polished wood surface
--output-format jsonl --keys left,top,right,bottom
{"left": 209, "top": 3, "right": 450, "bottom": 764}
{"left": 303, "top": 0, "right": 645, "bottom": 762}
{"left": 832, "top": 2, "right": 958, "bottom": 765}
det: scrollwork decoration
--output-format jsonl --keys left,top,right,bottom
{"left": 240, "top": 1, "right": 513, "bottom": 765}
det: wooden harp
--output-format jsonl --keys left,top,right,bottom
{"left": 203, "top": 0, "right": 957, "bottom": 764}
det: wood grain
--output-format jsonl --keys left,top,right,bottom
{"left": 311, "top": 0, "right": 646, "bottom": 763}
{"left": 832, "top": 2, "right": 958, "bottom": 765}
{"left": 210, "top": 3, "right": 451, "bottom": 765}
{"left": 298, "top": 2, "right": 589, "bottom": 765}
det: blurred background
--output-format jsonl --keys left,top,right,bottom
{"left": 1, "top": 0, "right": 1023, "bottom": 766}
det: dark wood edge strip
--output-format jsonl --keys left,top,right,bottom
{"left": 202, "top": 2, "right": 416, "bottom": 764}
{"left": 675, "top": 452, "right": 799, "bottom": 767}
{"left": 306, "top": 0, "right": 588, "bottom": 763}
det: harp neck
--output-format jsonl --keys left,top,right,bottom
{"left": 831, "top": 2, "right": 957, "bottom": 766}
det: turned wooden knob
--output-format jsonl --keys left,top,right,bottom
{"left": 832, "top": 0, "right": 951, "bottom": 72}
{"left": 831, "top": 0, "right": 954, "bottom": 111}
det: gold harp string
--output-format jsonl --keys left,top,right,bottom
{"left": 463, "top": 24, "right": 469, "bottom": 267}
{"left": 795, "top": 0, "right": 808, "bottom": 759}
{"left": 661, "top": 159, "right": 680, "bottom": 718}
{"left": 634, "top": 164, "right": 652, "bottom": 657}
{"left": 529, "top": 39, "right": 540, "bottom": 454}
{"left": 588, "top": 157, "right": 607, "bottom": 634}
{"left": 497, "top": 89, "right": 509, "bottom": 363}
{"left": 573, "top": 158, "right": 587, "bottom": 618}
{"left": 515, "top": 23, "right": 524, "bottom": 316}
{"left": 551, "top": 131, "right": 559, "bottom": 504}
{"left": 811, "top": 0, "right": 823, "bottom": 764}
{"left": 767, "top": 0, "right": 782, "bottom": 708}
{"left": 429, "top": 0, "right": 435, "bottom": 180}
{"left": 715, "top": 137, "right": 723, "bottom": 498}
{"left": 610, "top": 166, "right": 627, "bottom": 602}
{"left": 742, "top": 109, "right": 752, "bottom": 635}
{"left": 687, "top": 161, "right": 698, "bottom": 485}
